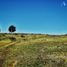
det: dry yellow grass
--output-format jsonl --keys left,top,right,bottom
{"left": 0, "top": 34, "right": 67, "bottom": 67}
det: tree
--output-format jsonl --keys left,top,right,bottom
{"left": 8, "top": 25, "right": 16, "bottom": 33}
{"left": 8, "top": 25, "right": 16, "bottom": 41}
{"left": 0, "top": 29, "right": 1, "bottom": 33}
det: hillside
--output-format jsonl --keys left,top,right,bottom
{"left": 0, "top": 33, "right": 67, "bottom": 67}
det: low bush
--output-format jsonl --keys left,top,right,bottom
{"left": 21, "top": 35, "right": 25, "bottom": 38}
{"left": 9, "top": 37, "right": 16, "bottom": 41}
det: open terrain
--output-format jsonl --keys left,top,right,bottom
{"left": 0, "top": 33, "right": 67, "bottom": 67}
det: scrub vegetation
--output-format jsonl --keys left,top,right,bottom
{"left": 0, "top": 33, "right": 67, "bottom": 67}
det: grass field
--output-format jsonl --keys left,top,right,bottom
{"left": 0, "top": 33, "right": 67, "bottom": 67}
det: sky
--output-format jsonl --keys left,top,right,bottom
{"left": 0, "top": 0, "right": 67, "bottom": 34}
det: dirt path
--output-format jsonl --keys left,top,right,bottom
{"left": 0, "top": 41, "right": 18, "bottom": 67}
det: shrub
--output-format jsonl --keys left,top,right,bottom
{"left": 21, "top": 35, "right": 25, "bottom": 38}
{"left": 9, "top": 37, "right": 16, "bottom": 41}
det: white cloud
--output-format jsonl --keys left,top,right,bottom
{"left": 61, "top": 1, "right": 66, "bottom": 7}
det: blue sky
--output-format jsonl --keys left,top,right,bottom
{"left": 0, "top": 0, "right": 67, "bottom": 34}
